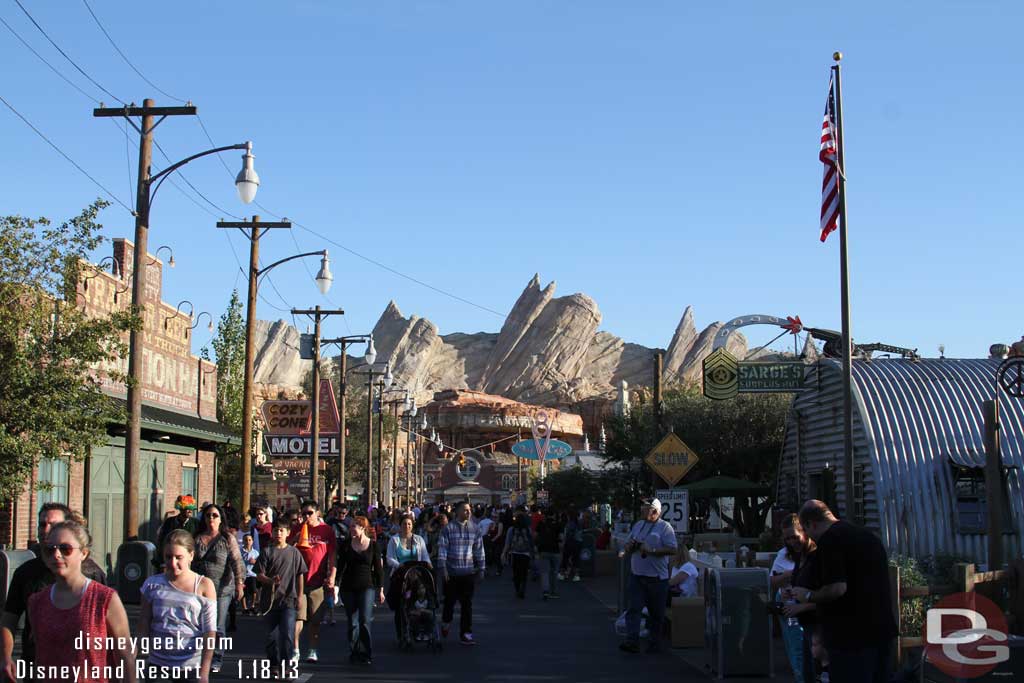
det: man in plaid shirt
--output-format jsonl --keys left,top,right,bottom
{"left": 437, "top": 501, "right": 485, "bottom": 645}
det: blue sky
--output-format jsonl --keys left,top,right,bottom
{"left": 2, "top": 1, "right": 1021, "bottom": 359}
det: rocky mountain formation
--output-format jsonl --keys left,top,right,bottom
{"left": 252, "top": 275, "right": 814, "bottom": 407}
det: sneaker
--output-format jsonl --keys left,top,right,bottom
{"left": 306, "top": 649, "right": 318, "bottom": 662}
{"left": 460, "top": 633, "right": 476, "bottom": 646}
{"left": 572, "top": 575, "right": 581, "bottom": 582}
{"left": 211, "top": 662, "right": 222, "bottom": 673}
{"left": 290, "top": 652, "right": 300, "bottom": 667}
{"left": 441, "top": 623, "right": 450, "bottom": 639}
{"left": 619, "top": 640, "right": 640, "bottom": 654}
{"left": 557, "top": 572, "right": 566, "bottom": 581}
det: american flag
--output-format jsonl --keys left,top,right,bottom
{"left": 819, "top": 76, "right": 840, "bottom": 242}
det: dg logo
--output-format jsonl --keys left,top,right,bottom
{"left": 703, "top": 348, "right": 739, "bottom": 400}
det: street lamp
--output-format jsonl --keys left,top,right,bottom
{"left": 217, "top": 218, "right": 333, "bottom": 514}
{"left": 162, "top": 301, "right": 213, "bottom": 337}
{"left": 381, "top": 385, "right": 412, "bottom": 508}
{"left": 235, "top": 144, "right": 259, "bottom": 204}
{"left": 320, "top": 334, "right": 375, "bottom": 506}
{"left": 349, "top": 360, "right": 390, "bottom": 508}
{"left": 95, "top": 97, "right": 258, "bottom": 543}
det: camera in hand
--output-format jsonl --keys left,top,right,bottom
{"left": 767, "top": 601, "right": 787, "bottom": 616}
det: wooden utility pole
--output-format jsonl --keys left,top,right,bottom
{"left": 94, "top": 100, "right": 198, "bottom": 541}
{"left": 339, "top": 351, "right": 347, "bottom": 501}
{"left": 292, "top": 307, "right": 345, "bottom": 507}
{"left": 217, "top": 217, "right": 292, "bottom": 515}
{"left": 376, "top": 380, "right": 385, "bottom": 507}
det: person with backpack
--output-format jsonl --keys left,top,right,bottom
{"left": 560, "top": 511, "right": 583, "bottom": 582}
{"left": 502, "top": 512, "right": 536, "bottom": 599}
{"left": 534, "top": 513, "right": 562, "bottom": 600}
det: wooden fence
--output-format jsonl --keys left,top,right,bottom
{"left": 890, "top": 560, "right": 1024, "bottom": 667}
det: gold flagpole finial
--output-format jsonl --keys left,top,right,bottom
{"left": 833, "top": 51, "right": 843, "bottom": 62}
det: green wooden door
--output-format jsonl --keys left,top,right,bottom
{"left": 88, "top": 445, "right": 124, "bottom": 578}
{"left": 88, "top": 442, "right": 167, "bottom": 577}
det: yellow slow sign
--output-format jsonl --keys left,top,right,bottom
{"left": 644, "top": 432, "right": 700, "bottom": 487}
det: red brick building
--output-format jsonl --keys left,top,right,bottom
{"left": 418, "top": 390, "right": 584, "bottom": 505}
{"left": 0, "top": 240, "right": 236, "bottom": 575}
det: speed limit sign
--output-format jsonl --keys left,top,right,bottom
{"left": 656, "top": 489, "right": 689, "bottom": 534}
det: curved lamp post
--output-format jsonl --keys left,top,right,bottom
{"left": 349, "top": 359, "right": 391, "bottom": 509}
{"left": 96, "top": 95, "right": 258, "bottom": 542}
{"left": 216, "top": 214, "right": 335, "bottom": 515}
{"left": 320, "top": 335, "right": 375, "bottom": 505}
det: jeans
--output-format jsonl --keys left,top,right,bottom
{"left": 265, "top": 606, "right": 298, "bottom": 663}
{"left": 779, "top": 617, "right": 805, "bottom": 683}
{"left": 625, "top": 574, "right": 668, "bottom": 643}
{"left": 561, "top": 541, "right": 581, "bottom": 578}
{"left": 341, "top": 589, "right": 375, "bottom": 659}
{"left": 212, "top": 594, "right": 232, "bottom": 667}
{"left": 442, "top": 573, "right": 476, "bottom": 637}
{"left": 827, "top": 642, "right": 892, "bottom": 683}
{"left": 539, "top": 552, "right": 560, "bottom": 595}
{"left": 511, "top": 554, "right": 531, "bottom": 596}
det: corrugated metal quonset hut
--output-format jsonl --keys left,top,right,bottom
{"left": 775, "top": 358, "right": 1023, "bottom": 566}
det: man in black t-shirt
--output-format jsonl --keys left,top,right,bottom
{"left": 0, "top": 503, "right": 107, "bottom": 679}
{"left": 795, "top": 500, "right": 897, "bottom": 683}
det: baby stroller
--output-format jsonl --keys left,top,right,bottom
{"left": 387, "top": 561, "right": 442, "bottom": 652}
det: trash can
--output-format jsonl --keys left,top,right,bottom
{"left": 116, "top": 540, "right": 156, "bottom": 604}
{"left": 705, "top": 567, "right": 772, "bottom": 678}
{"left": 0, "top": 549, "right": 37, "bottom": 610}
{"left": 578, "top": 530, "right": 598, "bottom": 578}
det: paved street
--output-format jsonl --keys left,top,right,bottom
{"left": 199, "top": 575, "right": 705, "bottom": 683}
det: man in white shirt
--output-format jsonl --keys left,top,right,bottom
{"left": 619, "top": 498, "right": 677, "bottom": 654}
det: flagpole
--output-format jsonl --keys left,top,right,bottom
{"left": 833, "top": 51, "right": 855, "bottom": 521}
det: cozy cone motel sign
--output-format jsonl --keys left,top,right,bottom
{"left": 260, "top": 379, "right": 341, "bottom": 457}
{"left": 644, "top": 432, "right": 699, "bottom": 487}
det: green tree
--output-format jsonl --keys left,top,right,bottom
{"left": 533, "top": 466, "right": 605, "bottom": 513}
{"left": 0, "top": 201, "right": 135, "bottom": 503}
{"left": 603, "top": 385, "right": 791, "bottom": 535}
{"left": 207, "top": 290, "right": 246, "bottom": 506}
{"left": 211, "top": 290, "right": 245, "bottom": 432}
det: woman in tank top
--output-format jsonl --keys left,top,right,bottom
{"left": 28, "top": 521, "right": 136, "bottom": 683}
{"left": 385, "top": 514, "right": 430, "bottom": 572}
{"left": 139, "top": 529, "right": 217, "bottom": 683}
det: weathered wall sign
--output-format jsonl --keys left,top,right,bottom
{"left": 80, "top": 239, "right": 216, "bottom": 418}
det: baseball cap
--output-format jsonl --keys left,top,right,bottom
{"left": 642, "top": 498, "right": 662, "bottom": 513}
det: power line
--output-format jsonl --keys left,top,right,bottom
{"left": 193, "top": 117, "right": 502, "bottom": 319}
{"left": 0, "top": 14, "right": 101, "bottom": 104}
{"left": 115, "top": 118, "right": 135, "bottom": 213}
{"left": 11, "top": 0, "right": 126, "bottom": 105}
{"left": 79, "top": 0, "right": 186, "bottom": 104}
{"left": 196, "top": 115, "right": 237, "bottom": 177}
{"left": 198, "top": 113, "right": 504, "bottom": 320}
{"left": 0, "top": 92, "right": 132, "bottom": 213}
{"left": 295, "top": 222, "right": 506, "bottom": 317}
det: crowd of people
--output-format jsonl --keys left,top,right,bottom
{"left": 0, "top": 495, "right": 601, "bottom": 681}
{"left": 1, "top": 491, "right": 897, "bottom": 683}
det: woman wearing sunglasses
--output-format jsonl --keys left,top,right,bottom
{"left": 27, "top": 521, "right": 136, "bottom": 682}
{"left": 192, "top": 503, "right": 245, "bottom": 674}
{"left": 139, "top": 529, "right": 217, "bottom": 683}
